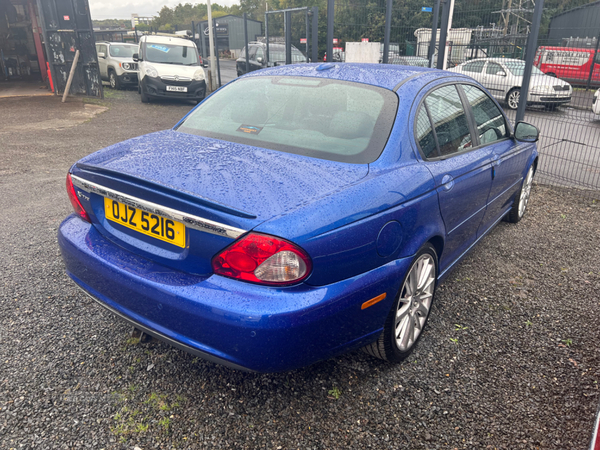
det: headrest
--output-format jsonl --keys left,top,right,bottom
{"left": 328, "top": 111, "right": 374, "bottom": 140}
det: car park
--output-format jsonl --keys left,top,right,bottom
{"left": 135, "top": 34, "right": 206, "bottom": 103}
{"left": 449, "top": 57, "right": 572, "bottom": 110}
{"left": 58, "top": 63, "right": 538, "bottom": 373}
{"left": 236, "top": 42, "right": 306, "bottom": 76}
{"left": 96, "top": 42, "right": 139, "bottom": 89}
{"left": 593, "top": 88, "right": 600, "bottom": 115}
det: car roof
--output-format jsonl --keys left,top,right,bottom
{"left": 240, "top": 63, "right": 442, "bottom": 91}
{"left": 464, "top": 57, "right": 523, "bottom": 63}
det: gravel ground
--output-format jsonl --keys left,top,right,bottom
{"left": 1, "top": 89, "right": 600, "bottom": 449}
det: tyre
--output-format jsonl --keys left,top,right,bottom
{"left": 506, "top": 164, "right": 534, "bottom": 223}
{"left": 140, "top": 87, "right": 149, "bottom": 103}
{"left": 109, "top": 71, "right": 121, "bottom": 90}
{"left": 363, "top": 243, "right": 438, "bottom": 362}
{"left": 506, "top": 88, "right": 520, "bottom": 110}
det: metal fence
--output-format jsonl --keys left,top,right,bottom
{"left": 438, "top": 0, "right": 600, "bottom": 197}
{"left": 329, "top": 0, "right": 600, "bottom": 198}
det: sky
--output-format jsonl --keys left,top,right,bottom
{"left": 88, "top": 0, "right": 239, "bottom": 20}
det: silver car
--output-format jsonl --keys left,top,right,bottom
{"left": 96, "top": 42, "right": 139, "bottom": 90}
{"left": 593, "top": 89, "right": 600, "bottom": 116}
{"left": 448, "top": 58, "right": 572, "bottom": 110}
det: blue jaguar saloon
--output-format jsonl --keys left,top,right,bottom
{"left": 58, "top": 63, "right": 539, "bottom": 372}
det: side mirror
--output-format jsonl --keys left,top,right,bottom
{"left": 496, "top": 71, "right": 506, "bottom": 76}
{"left": 132, "top": 53, "right": 139, "bottom": 62}
{"left": 514, "top": 121, "right": 539, "bottom": 143}
{"left": 97, "top": 52, "right": 105, "bottom": 58}
{"left": 257, "top": 57, "right": 264, "bottom": 64}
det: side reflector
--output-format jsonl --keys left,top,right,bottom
{"left": 361, "top": 293, "right": 387, "bottom": 310}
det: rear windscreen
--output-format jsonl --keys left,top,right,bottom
{"left": 176, "top": 76, "right": 398, "bottom": 164}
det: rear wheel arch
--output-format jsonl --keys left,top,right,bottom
{"left": 363, "top": 241, "right": 439, "bottom": 362}
{"left": 427, "top": 235, "right": 444, "bottom": 266}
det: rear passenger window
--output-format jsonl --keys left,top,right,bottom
{"left": 424, "top": 85, "right": 472, "bottom": 157}
{"left": 416, "top": 108, "right": 437, "bottom": 158}
{"left": 463, "top": 61, "right": 485, "bottom": 73}
{"left": 461, "top": 85, "right": 508, "bottom": 145}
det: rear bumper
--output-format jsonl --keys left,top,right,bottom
{"left": 141, "top": 76, "right": 205, "bottom": 101}
{"left": 58, "top": 215, "right": 407, "bottom": 372}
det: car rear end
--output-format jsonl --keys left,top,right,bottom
{"left": 59, "top": 156, "right": 401, "bottom": 372}
{"left": 57, "top": 70, "right": 411, "bottom": 372}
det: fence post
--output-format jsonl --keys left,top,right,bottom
{"left": 515, "top": 0, "right": 544, "bottom": 123}
{"left": 285, "top": 10, "right": 292, "bottom": 65}
{"left": 383, "top": 0, "right": 392, "bottom": 64}
{"left": 305, "top": 9, "right": 310, "bottom": 63}
{"left": 200, "top": 23, "right": 207, "bottom": 60}
{"left": 586, "top": 31, "right": 600, "bottom": 91}
{"left": 214, "top": 18, "right": 222, "bottom": 87}
{"left": 265, "top": 12, "right": 270, "bottom": 65}
{"left": 327, "top": 0, "right": 334, "bottom": 63}
{"left": 436, "top": 0, "right": 450, "bottom": 69}
{"left": 244, "top": 13, "right": 249, "bottom": 74}
{"left": 311, "top": 7, "right": 319, "bottom": 63}
{"left": 428, "top": 0, "right": 440, "bottom": 67}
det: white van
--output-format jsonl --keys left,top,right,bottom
{"left": 134, "top": 34, "right": 206, "bottom": 103}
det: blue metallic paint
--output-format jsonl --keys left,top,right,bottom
{"left": 59, "top": 215, "right": 410, "bottom": 372}
{"left": 58, "top": 64, "right": 538, "bottom": 372}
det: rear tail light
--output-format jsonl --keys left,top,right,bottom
{"left": 212, "top": 232, "right": 312, "bottom": 286}
{"left": 66, "top": 173, "right": 91, "bottom": 223}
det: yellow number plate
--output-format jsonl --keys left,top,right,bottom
{"left": 104, "top": 198, "right": 186, "bottom": 248}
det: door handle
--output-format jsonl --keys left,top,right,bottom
{"left": 492, "top": 154, "right": 501, "bottom": 166}
{"left": 441, "top": 174, "right": 454, "bottom": 191}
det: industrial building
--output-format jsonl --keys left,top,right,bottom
{"left": 196, "top": 15, "right": 262, "bottom": 59}
{"left": 547, "top": 1, "right": 600, "bottom": 46}
{"left": 0, "top": 0, "right": 101, "bottom": 98}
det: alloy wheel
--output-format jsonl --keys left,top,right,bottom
{"left": 518, "top": 166, "right": 534, "bottom": 218}
{"left": 508, "top": 90, "right": 520, "bottom": 110}
{"left": 394, "top": 254, "right": 436, "bottom": 352}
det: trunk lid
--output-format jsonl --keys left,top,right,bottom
{"left": 72, "top": 130, "right": 368, "bottom": 275}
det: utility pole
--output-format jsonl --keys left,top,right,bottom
{"left": 207, "top": 0, "right": 217, "bottom": 91}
